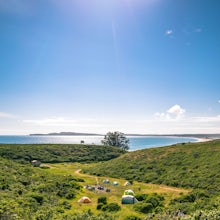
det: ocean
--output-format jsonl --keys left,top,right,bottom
{"left": 0, "top": 135, "right": 197, "bottom": 150}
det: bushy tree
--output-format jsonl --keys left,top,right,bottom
{"left": 102, "top": 132, "right": 129, "bottom": 151}
{"left": 133, "top": 202, "right": 153, "bottom": 214}
{"left": 102, "top": 203, "right": 121, "bottom": 212}
{"left": 98, "top": 196, "right": 107, "bottom": 205}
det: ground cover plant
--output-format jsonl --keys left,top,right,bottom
{"left": 0, "top": 158, "right": 82, "bottom": 219}
{"left": 83, "top": 140, "right": 220, "bottom": 192}
{"left": 83, "top": 140, "right": 220, "bottom": 215}
{"left": 0, "top": 144, "right": 124, "bottom": 163}
{"left": 1, "top": 141, "right": 220, "bottom": 219}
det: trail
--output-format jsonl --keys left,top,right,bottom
{"left": 75, "top": 169, "right": 81, "bottom": 174}
{"left": 49, "top": 166, "right": 187, "bottom": 193}
{"left": 95, "top": 176, "right": 99, "bottom": 184}
{"left": 159, "top": 185, "right": 189, "bottom": 192}
{"left": 75, "top": 169, "right": 99, "bottom": 184}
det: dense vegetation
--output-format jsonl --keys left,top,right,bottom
{"left": 1, "top": 141, "right": 220, "bottom": 219}
{"left": 0, "top": 157, "right": 82, "bottom": 219}
{"left": 0, "top": 144, "right": 124, "bottom": 163}
{"left": 84, "top": 140, "right": 220, "bottom": 192}
{"left": 83, "top": 140, "right": 220, "bottom": 215}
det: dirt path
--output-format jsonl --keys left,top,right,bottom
{"left": 75, "top": 169, "right": 99, "bottom": 184}
{"left": 95, "top": 176, "right": 99, "bottom": 184}
{"left": 75, "top": 169, "right": 81, "bottom": 174}
{"left": 159, "top": 185, "right": 189, "bottom": 193}
{"left": 74, "top": 169, "right": 187, "bottom": 192}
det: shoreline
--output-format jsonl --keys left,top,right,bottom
{"left": 195, "top": 138, "right": 213, "bottom": 143}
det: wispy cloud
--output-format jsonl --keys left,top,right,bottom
{"left": 24, "top": 117, "right": 78, "bottom": 126}
{"left": 218, "top": 100, "right": 220, "bottom": 104}
{"left": 192, "top": 115, "right": 220, "bottom": 122}
{"left": 10, "top": 113, "right": 220, "bottom": 135}
{"left": 154, "top": 104, "right": 186, "bottom": 121}
{"left": 0, "top": 112, "right": 15, "bottom": 118}
{"left": 23, "top": 117, "right": 99, "bottom": 127}
{"left": 165, "top": 29, "right": 173, "bottom": 36}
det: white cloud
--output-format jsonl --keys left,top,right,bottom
{"left": 167, "top": 105, "right": 185, "bottom": 118}
{"left": 3, "top": 112, "right": 220, "bottom": 135}
{"left": 154, "top": 112, "right": 169, "bottom": 120}
{"left": 165, "top": 29, "right": 173, "bottom": 36}
{"left": 23, "top": 117, "right": 70, "bottom": 125}
{"left": 192, "top": 115, "right": 220, "bottom": 123}
{"left": 23, "top": 117, "right": 100, "bottom": 128}
{"left": 0, "top": 112, "right": 14, "bottom": 118}
{"left": 154, "top": 104, "right": 185, "bottom": 121}
{"left": 218, "top": 100, "right": 220, "bottom": 104}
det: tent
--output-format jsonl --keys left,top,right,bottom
{"left": 124, "top": 189, "right": 135, "bottom": 196}
{"left": 121, "top": 195, "right": 138, "bottom": 204}
{"left": 113, "top": 181, "right": 119, "bottom": 186}
{"left": 31, "top": 160, "right": 41, "bottom": 167}
{"left": 103, "top": 179, "right": 110, "bottom": 184}
{"left": 124, "top": 181, "right": 131, "bottom": 186}
{"left": 78, "top": 196, "right": 91, "bottom": 203}
{"left": 97, "top": 186, "right": 104, "bottom": 190}
{"left": 87, "top": 186, "right": 95, "bottom": 191}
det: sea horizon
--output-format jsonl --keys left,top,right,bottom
{"left": 0, "top": 134, "right": 202, "bottom": 150}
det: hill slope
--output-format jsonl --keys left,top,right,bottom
{"left": 83, "top": 140, "right": 220, "bottom": 193}
{"left": 0, "top": 157, "right": 83, "bottom": 219}
{"left": 0, "top": 144, "right": 124, "bottom": 163}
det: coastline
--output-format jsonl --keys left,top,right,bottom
{"left": 195, "top": 138, "right": 212, "bottom": 143}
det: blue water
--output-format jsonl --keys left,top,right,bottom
{"left": 0, "top": 135, "right": 197, "bottom": 150}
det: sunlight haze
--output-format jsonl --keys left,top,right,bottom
{"left": 0, "top": 0, "right": 220, "bottom": 134}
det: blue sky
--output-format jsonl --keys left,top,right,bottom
{"left": 0, "top": 0, "right": 220, "bottom": 134}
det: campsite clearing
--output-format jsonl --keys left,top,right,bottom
{"left": 46, "top": 162, "right": 190, "bottom": 218}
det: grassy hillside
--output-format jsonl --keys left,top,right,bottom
{"left": 1, "top": 141, "right": 220, "bottom": 219}
{"left": 83, "top": 140, "right": 220, "bottom": 215}
{"left": 83, "top": 140, "right": 220, "bottom": 193}
{"left": 0, "top": 157, "right": 83, "bottom": 219}
{"left": 0, "top": 154, "right": 188, "bottom": 220}
{"left": 0, "top": 144, "right": 124, "bottom": 163}
{"left": 41, "top": 162, "right": 190, "bottom": 220}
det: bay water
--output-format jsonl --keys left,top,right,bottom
{"left": 0, "top": 135, "right": 197, "bottom": 150}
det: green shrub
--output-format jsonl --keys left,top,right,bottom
{"left": 124, "top": 215, "right": 141, "bottom": 220}
{"left": 102, "top": 203, "right": 121, "bottom": 212}
{"left": 98, "top": 196, "right": 107, "bottom": 205}
{"left": 135, "top": 194, "right": 148, "bottom": 201}
{"left": 193, "top": 210, "right": 220, "bottom": 220}
{"left": 0, "top": 157, "right": 81, "bottom": 219}
{"left": 65, "top": 190, "right": 76, "bottom": 199}
{"left": 146, "top": 196, "right": 160, "bottom": 208}
{"left": 0, "top": 144, "right": 124, "bottom": 164}
{"left": 133, "top": 202, "right": 153, "bottom": 214}
{"left": 28, "top": 193, "right": 44, "bottom": 205}
{"left": 97, "top": 203, "right": 104, "bottom": 210}
{"left": 61, "top": 201, "right": 72, "bottom": 210}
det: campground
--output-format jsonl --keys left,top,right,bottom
{"left": 46, "top": 162, "right": 190, "bottom": 219}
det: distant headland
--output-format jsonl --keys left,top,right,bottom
{"left": 29, "top": 132, "right": 102, "bottom": 136}
{"left": 29, "top": 132, "right": 220, "bottom": 139}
